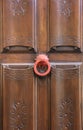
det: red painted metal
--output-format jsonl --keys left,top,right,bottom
{"left": 34, "top": 54, "right": 51, "bottom": 76}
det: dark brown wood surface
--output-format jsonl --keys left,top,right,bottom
{"left": 2, "top": 0, "right": 35, "bottom": 52}
{"left": 51, "top": 65, "right": 82, "bottom": 130}
{"left": 37, "top": 77, "right": 51, "bottom": 130}
{"left": 3, "top": 65, "right": 35, "bottom": 130}
{"left": 37, "top": 0, "right": 49, "bottom": 52}
{"left": 0, "top": 0, "right": 83, "bottom": 130}
{"left": 49, "top": 0, "right": 82, "bottom": 51}
{"left": 0, "top": 65, "right": 2, "bottom": 130}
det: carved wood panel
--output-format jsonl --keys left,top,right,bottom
{"left": 49, "top": 0, "right": 82, "bottom": 51}
{"left": 36, "top": 0, "right": 49, "bottom": 52}
{"left": 2, "top": 65, "right": 36, "bottom": 130}
{"left": 51, "top": 64, "right": 82, "bottom": 130}
{"left": 0, "top": 1, "right": 2, "bottom": 52}
{"left": 37, "top": 77, "right": 51, "bottom": 130}
{"left": 0, "top": 0, "right": 83, "bottom": 130}
{"left": 2, "top": 0, "right": 35, "bottom": 52}
{"left": 82, "top": 63, "right": 83, "bottom": 130}
{"left": 0, "top": 65, "right": 2, "bottom": 130}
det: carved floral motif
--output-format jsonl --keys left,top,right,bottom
{"left": 57, "top": 98, "right": 74, "bottom": 130}
{"left": 9, "top": 101, "right": 29, "bottom": 129}
{"left": 56, "top": 0, "right": 72, "bottom": 17}
{"left": 8, "top": 0, "right": 30, "bottom": 16}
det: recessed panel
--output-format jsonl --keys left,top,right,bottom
{"left": 51, "top": 65, "right": 81, "bottom": 130}
{"left": 2, "top": 0, "right": 35, "bottom": 52}
{"left": 49, "top": 0, "right": 81, "bottom": 51}
{"left": 3, "top": 65, "right": 35, "bottom": 130}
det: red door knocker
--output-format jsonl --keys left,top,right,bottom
{"left": 34, "top": 54, "right": 51, "bottom": 76}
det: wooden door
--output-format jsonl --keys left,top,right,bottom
{"left": 0, "top": 0, "right": 83, "bottom": 130}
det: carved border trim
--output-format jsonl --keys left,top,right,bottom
{"left": 4, "top": 36, "right": 32, "bottom": 46}
{"left": 3, "top": 66, "right": 33, "bottom": 80}
{"left": 52, "top": 66, "right": 79, "bottom": 79}
{"left": 50, "top": 36, "right": 80, "bottom": 46}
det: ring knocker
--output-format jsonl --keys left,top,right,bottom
{"left": 34, "top": 54, "right": 51, "bottom": 76}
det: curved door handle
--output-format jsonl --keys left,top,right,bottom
{"left": 34, "top": 54, "right": 51, "bottom": 76}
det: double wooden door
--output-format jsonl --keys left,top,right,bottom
{"left": 0, "top": 0, "right": 83, "bottom": 130}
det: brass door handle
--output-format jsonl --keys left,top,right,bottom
{"left": 34, "top": 54, "right": 51, "bottom": 76}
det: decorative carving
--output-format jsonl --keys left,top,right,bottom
{"left": 4, "top": 36, "right": 32, "bottom": 46}
{"left": 9, "top": 101, "right": 30, "bottom": 129}
{"left": 4, "top": 66, "right": 33, "bottom": 80}
{"left": 52, "top": 66, "right": 79, "bottom": 79}
{"left": 56, "top": 0, "right": 72, "bottom": 17}
{"left": 50, "top": 36, "right": 80, "bottom": 46}
{"left": 8, "top": 0, "right": 30, "bottom": 16}
{"left": 57, "top": 98, "right": 74, "bottom": 129}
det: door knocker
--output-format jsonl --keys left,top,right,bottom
{"left": 34, "top": 54, "right": 51, "bottom": 76}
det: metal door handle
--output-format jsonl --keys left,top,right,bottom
{"left": 34, "top": 54, "right": 51, "bottom": 76}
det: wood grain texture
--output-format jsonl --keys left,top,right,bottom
{"left": 0, "top": 0, "right": 83, "bottom": 130}
{"left": 81, "top": 0, "right": 83, "bottom": 52}
{"left": 36, "top": 0, "right": 49, "bottom": 52}
{"left": 0, "top": 1, "right": 2, "bottom": 128}
{"left": 49, "top": 53, "right": 82, "bottom": 62}
{"left": 0, "top": 53, "right": 82, "bottom": 64}
{"left": 0, "top": 65, "right": 2, "bottom": 130}
{"left": 0, "top": 0, "right": 2, "bottom": 52}
{"left": 81, "top": 64, "right": 83, "bottom": 130}
{"left": 51, "top": 65, "right": 82, "bottom": 130}
{"left": 0, "top": 54, "right": 36, "bottom": 63}
{"left": 37, "top": 76, "right": 51, "bottom": 130}
{"left": 49, "top": 0, "right": 81, "bottom": 51}
{"left": 2, "top": 65, "right": 36, "bottom": 130}
{"left": 2, "top": 0, "right": 35, "bottom": 52}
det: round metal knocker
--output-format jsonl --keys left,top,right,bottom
{"left": 34, "top": 54, "right": 51, "bottom": 76}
